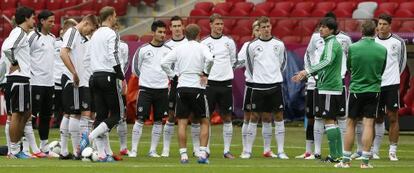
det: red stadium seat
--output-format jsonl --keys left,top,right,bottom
{"left": 214, "top": 2, "right": 233, "bottom": 11}
{"left": 51, "top": 24, "right": 60, "bottom": 37}
{"left": 194, "top": 2, "right": 214, "bottom": 13}
{"left": 94, "top": 0, "right": 110, "bottom": 14}
{"left": 311, "top": 2, "right": 336, "bottom": 17}
{"left": 1, "top": 9, "right": 14, "bottom": 19}
{"left": 121, "top": 34, "right": 139, "bottom": 42}
{"left": 20, "top": 0, "right": 46, "bottom": 11}
{"left": 231, "top": 19, "right": 254, "bottom": 37}
{"left": 394, "top": 10, "right": 414, "bottom": 18}
{"left": 200, "top": 25, "right": 210, "bottom": 36}
{"left": 140, "top": 35, "right": 153, "bottom": 43}
{"left": 333, "top": 2, "right": 357, "bottom": 17}
{"left": 399, "top": 21, "right": 414, "bottom": 32}
{"left": 290, "top": 9, "right": 311, "bottom": 17}
{"left": 65, "top": 10, "right": 81, "bottom": 17}
{"left": 110, "top": 0, "right": 128, "bottom": 16}
{"left": 79, "top": 0, "right": 93, "bottom": 11}
{"left": 0, "top": 0, "right": 17, "bottom": 10}
{"left": 250, "top": 9, "right": 269, "bottom": 17}
{"left": 255, "top": 2, "right": 275, "bottom": 12}
{"left": 1, "top": 22, "right": 12, "bottom": 38}
{"left": 190, "top": 9, "right": 210, "bottom": 17}
{"left": 294, "top": 19, "right": 318, "bottom": 37}
{"left": 239, "top": 35, "right": 253, "bottom": 45}
{"left": 53, "top": 10, "right": 64, "bottom": 24}
{"left": 268, "top": 2, "right": 294, "bottom": 17}
{"left": 223, "top": 19, "right": 236, "bottom": 28}
{"left": 293, "top": 2, "right": 315, "bottom": 13}
{"left": 229, "top": 8, "right": 250, "bottom": 16}
{"left": 391, "top": 20, "right": 402, "bottom": 31}
{"left": 129, "top": 0, "right": 140, "bottom": 7}
{"left": 301, "top": 35, "right": 311, "bottom": 45}
{"left": 61, "top": 0, "right": 80, "bottom": 8}
{"left": 398, "top": 2, "right": 414, "bottom": 11}
{"left": 339, "top": 19, "right": 360, "bottom": 32}
{"left": 196, "top": 19, "right": 210, "bottom": 29}
{"left": 272, "top": 19, "right": 297, "bottom": 38}
{"left": 374, "top": 2, "right": 399, "bottom": 17}
{"left": 210, "top": 8, "right": 229, "bottom": 16}
{"left": 282, "top": 36, "right": 301, "bottom": 44}
{"left": 233, "top": 2, "right": 254, "bottom": 13}
{"left": 223, "top": 25, "right": 232, "bottom": 35}
{"left": 47, "top": 0, "right": 62, "bottom": 10}
{"left": 226, "top": 0, "right": 245, "bottom": 3}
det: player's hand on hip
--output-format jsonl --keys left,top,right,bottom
{"left": 73, "top": 73, "right": 80, "bottom": 87}
{"left": 9, "top": 65, "right": 20, "bottom": 73}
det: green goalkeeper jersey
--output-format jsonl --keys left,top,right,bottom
{"left": 305, "top": 35, "right": 343, "bottom": 95}
{"left": 348, "top": 37, "right": 387, "bottom": 93}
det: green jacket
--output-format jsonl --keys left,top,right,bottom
{"left": 306, "top": 35, "right": 343, "bottom": 94}
{"left": 348, "top": 37, "right": 387, "bottom": 93}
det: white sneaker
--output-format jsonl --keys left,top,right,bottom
{"left": 304, "top": 154, "right": 315, "bottom": 160}
{"left": 128, "top": 150, "right": 137, "bottom": 158}
{"left": 161, "top": 150, "right": 169, "bottom": 157}
{"left": 48, "top": 151, "right": 60, "bottom": 158}
{"left": 277, "top": 153, "right": 289, "bottom": 159}
{"left": 263, "top": 151, "right": 278, "bottom": 158}
{"left": 351, "top": 152, "right": 362, "bottom": 159}
{"left": 240, "top": 152, "right": 251, "bottom": 159}
{"left": 334, "top": 162, "right": 350, "bottom": 168}
{"left": 389, "top": 152, "right": 398, "bottom": 161}
{"left": 148, "top": 151, "right": 161, "bottom": 158}
{"left": 360, "top": 163, "right": 374, "bottom": 168}
{"left": 295, "top": 152, "right": 306, "bottom": 159}
{"left": 355, "top": 156, "right": 363, "bottom": 160}
{"left": 372, "top": 153, "right": 380, "bottom": 160}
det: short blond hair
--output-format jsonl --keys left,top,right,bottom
{"left": 185, "top": 24, "right": 200, "bottom": 40}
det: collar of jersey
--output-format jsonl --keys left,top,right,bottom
{"left": 150, "top": 42, "right": 163, "bottom": 47}
{"left": 259, "top": 36, "right": 273, "bottom": 42}
{"left": 377, "top": 33, "right": 392, "bottom": 40}
{"left": 210, "top": 34, "right": 223, "bottom": 39}
{"left": 172, "top": 36, "right": 185, "bottom": 42}
{"left": 324, "top": 35, "right": 335, "bottom": 41}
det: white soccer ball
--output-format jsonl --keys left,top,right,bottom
{"left": 91, "top": 151, "right": 99, "bottom": 162}
{"left": 81, "top": 147, "right": 94, "bottom": 162}
{"left": 48, "top": 141, "right": 61, "bottom": 154}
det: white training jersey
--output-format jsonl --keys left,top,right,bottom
{"left": 2, "top": 27, "right": 31, "bottom": 78}
{"left": 165, "top": 37, "right": 188, "bottom": 74}
{"left": 90, "top": 26, "right": 120, "bottom": 74}
{"left": 119, "top": 41, "right": 129, "bottom": 74}
{"left": 0, "top": 39, "right": 11, "bottom": 84}
{"left": 201, "top": 35, "right": 236, "bottom": 81}
{"left": 132, "top": 43, "right": 171, "bottom": 89}
{"left": 375, "top": 33, "right": 407, "bottom": 87}
{"left": 54, "top": 38, "right": 66, "bottom": 88}
{"left": 238, "top": 41, "right": 253, "bottom": 83}
{"left": 28, "top": 30, "right": 56, "bottom": 86}
{"left": 79, "top": 41, "right": 92, "bottom": 87}
{"left": 161, "top": 40, "right": 214, "bottom": 89}
{"left": 304, "top": 32, "right": 352, "bottom": 90}
{"left": 246, "top": 37, "right": 287, "bottom": 85}
{"left": 61, "top": 27, "right": 89, "bottom": 82}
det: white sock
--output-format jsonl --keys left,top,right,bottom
{"left": 356, "top": 121, "right": 363, "bottom": 153}
{"left": 150, "top": 122, "right": 162, "bottom": 152}
{"left": 5, "top": 120, "right": 11, "bottom": 154}
{"left": 24, "top": 121, "right": 41, "bottom": 153}
{"left": 131, "top": 121, "right": 143, "bottom": 152}
{"left": 206, "top": 125, "right": 211, "bottom": 154}
{"left": 314, "top": 118, "right": 324, "bottom": 155}
{"left": 275, "top": 120, "right": 285, "bottom": 154}
{"left": 79, "top": 116, "right": 90, "bottom": 134}
{"left": 262, "top": 122, "right": 272, "bottom": 153}
{"left": 117, "top": 120, "right": 128, "bottom": 150}
{"left": 337, "top": 117, "right": 347, "bottom": 151}
{"left": 199, "top": 146, "right": 208, "bottom": 158}
{"left": 191, "top": 123, "right": 201, "bottom": 154}
{"left": 103, "top": 132, "right": 113, "bottom": 155}
{"left": 162, "top": 121, "right": 175, "bottom": 154}
{"left": 246, "top": 122, "right": 257, "bottom": 153}
{"left": 179, "top": 148, "right": 188, "bottom": 160}
{"left": 10, "top": 142, "right": 21, "bottom": 155}
{"left": 306, "top": 140, "right": 314, "bottom": 153}
{"left": 22, "top": 137, "right": 29, "bottom": 154}
{"left": 241, "top": 120, "right": 249, "bottom": 152}
{"left": 389, "top": 143, "right": 397, "bottom": 154}
{"left": 60, "top": 116, "right": 70, "bottom": 156}
{"left": 68, "top": 117, "right": 80, "bottom": 155}
{"left": 372, "top": 122, "right": 385, "bottom": 155}
{"left": 40, "top": 139, "right": 49, "bottom": 152}
{"left": 95, "top": 135, "right": 106, "bottom": 158}
{"left": 223, "top": 122, "right": 233, "bottom": 154}
{"left": 89, "top": 122, "right": 109, "bottom": 140}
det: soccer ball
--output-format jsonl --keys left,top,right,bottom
{"left": 48, "top": 141, "right": 61, "bottom": 155}
{"left": 81, "top": 147, "right": 99, "bottom": 162}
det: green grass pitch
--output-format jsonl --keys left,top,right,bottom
{"left": 0, "top": 124, "right": 413, "bottom": 173}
